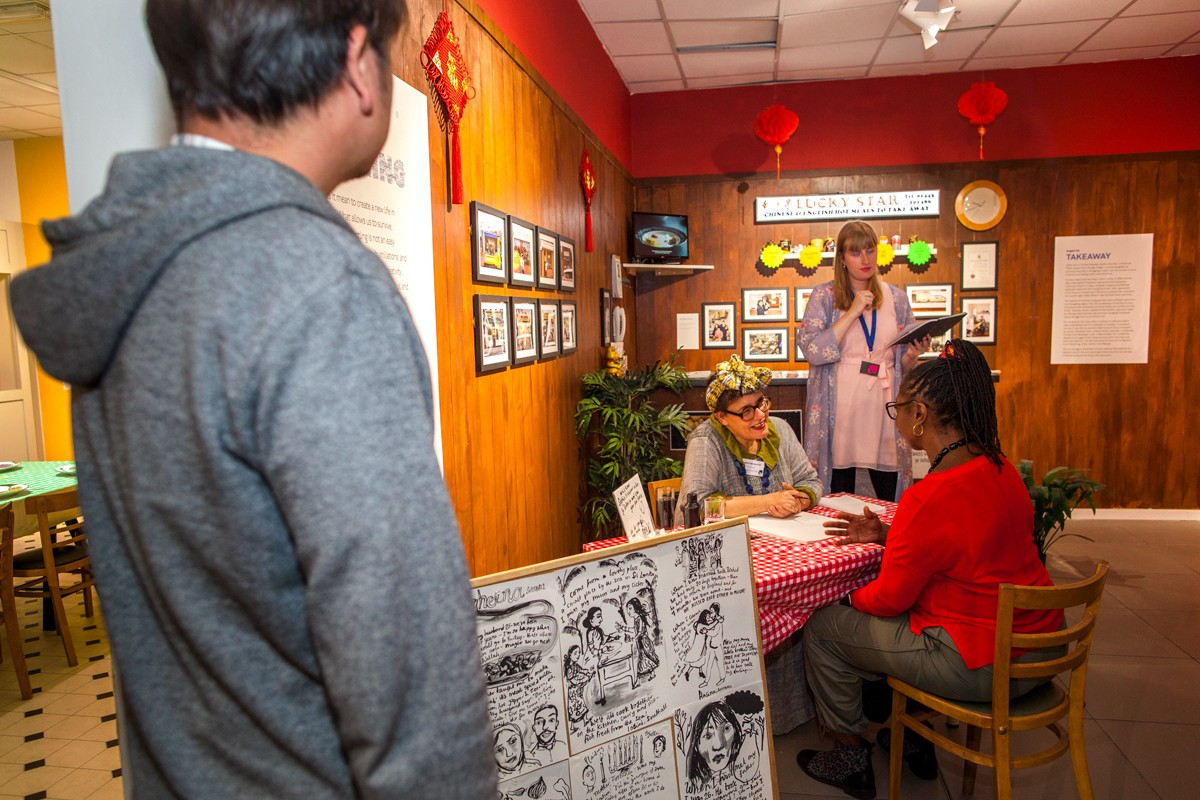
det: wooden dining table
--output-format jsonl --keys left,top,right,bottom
{"left": 2, "top": 460, "right": 80, "bottom": 630}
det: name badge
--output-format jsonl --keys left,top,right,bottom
{"left": 744, "top": 458, "right": 765, "bottom": 477}
{"left": 859, "top": 360, "right": 880, "bottom": 376}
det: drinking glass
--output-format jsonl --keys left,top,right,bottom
{"left": 656, "top": 488, "right": 676, "bottom": 530}
{"left": 703, "top": 495, "right": 726, "bottom": 524}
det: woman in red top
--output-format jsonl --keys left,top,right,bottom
{"left": 795, "top": 339, "right": 1063, "bottom": 800}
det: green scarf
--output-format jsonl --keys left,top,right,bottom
{"left": 711, "top": 417, "right": 780, "bottom": 469}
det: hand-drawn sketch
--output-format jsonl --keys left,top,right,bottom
{"left": 499, "top": 759, "right": 573, "bottom": 800}
{"left": 531, "top": 703, "right": 569, "bottom": 763}
{"left": 726, "top": 690, "right": 766, "bottom": 784}
{"left": 674, "top": 686, "right": 771, "bottom": 799}
{"left": 618, "top": 598, "right": 661, "bottom": 683}
{"left": 569, "top": 721, "right": 677, "bottom": 800}
{"left": 494, "top": 721, "right": 544, "bottom": 779}
{"left": 681, "top": 603, "right": 726, "bottom": 689}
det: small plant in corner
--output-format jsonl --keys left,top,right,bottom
{"left": 1018, "top": 459, "right": 1105, "bottom": 562}
{"left": 575, "top": 356, "right": 694, "bottom": 540}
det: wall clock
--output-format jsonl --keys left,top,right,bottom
{"left": 955, "top": 180, "right": 1007, "bottom": 231}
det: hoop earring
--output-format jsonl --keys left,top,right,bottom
{"left": 912, "top": 422, "right": 924, "bottom": 437}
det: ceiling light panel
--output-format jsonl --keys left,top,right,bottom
{"left": 594, "top": 21, "right": 673, "bottom": 56}
{"left": 1081, "top": 11, "right": 1200, "bottom": 49}
{"left": 974, "top": 19, "right": 1105, "bottom": 57}
{"left": 780, "top": 4, "right": 897, "bottom": 48}
{"left": 670, "top": 19, "right": 779, "bottom": 49}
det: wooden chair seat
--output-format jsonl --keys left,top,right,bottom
{"left": 887, "top": 561, "right": 1109, "bottom": 800}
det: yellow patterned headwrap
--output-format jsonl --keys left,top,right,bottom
{"left": 705, "top": 355, "right": 772, "bottom": 411}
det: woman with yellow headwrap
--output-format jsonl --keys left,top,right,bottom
{"left": 676, "top": 356, "right": 823, "bottom": 522}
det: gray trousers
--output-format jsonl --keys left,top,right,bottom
{"left": 802, "top": 603, "right": 1057, "bottom": 735}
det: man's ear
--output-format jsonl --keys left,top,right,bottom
{"left": 343, "top": 24, "right": 375, "bottom": 116}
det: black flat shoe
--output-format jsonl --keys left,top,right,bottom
{"left": 877, "top": 726, "right": 938, "bottom": 781}
{"left": 797, "top": 742, "right": 875, "bottom": 800}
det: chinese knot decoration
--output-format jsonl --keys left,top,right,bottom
{"left": 957, "top": 81, "right": 1008, "bottom": 160}
{"left": 580, "top": 146, "right": 597, "bottom": 252}
{"left": 754, "top": 104, "right": 799, "bottom": 179}
{"left": 421, "top": 8, "right": 475, "bottom": 204}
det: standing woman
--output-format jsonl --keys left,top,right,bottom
{"left": 798, "top": 220, "right": 928, "bottom": 501}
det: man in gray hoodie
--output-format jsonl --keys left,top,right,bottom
{"left": 11, "top": 1, "right": 496, "bottom": 797}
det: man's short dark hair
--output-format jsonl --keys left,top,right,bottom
{"left": 146, "top": 0, "right": 407, "bottom": 125}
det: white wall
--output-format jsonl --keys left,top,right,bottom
{"left": 53, "top": 0, "right": 174, "bottom": 212}
{"left": 0, "top": 141, "right": 21, "bottom": 222}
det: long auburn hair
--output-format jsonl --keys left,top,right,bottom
{"left": 832, "top": 220, "right": 885, "bottom": 311}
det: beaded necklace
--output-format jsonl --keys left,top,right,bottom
{"left": 733, "top": 459, "right": 772, "bottom": 496}
{"left": 928, "top": 438, "right": 969, "bottom": 473}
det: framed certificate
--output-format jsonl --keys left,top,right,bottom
{"left": 961, "top": 241, "right": 998, "bottom": 291}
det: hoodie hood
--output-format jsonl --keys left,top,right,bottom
{"left": 11, "top": 146, "right": 347, "bottom": 388}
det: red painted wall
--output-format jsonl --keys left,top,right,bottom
{"left": 631, "top": 56, "right": 1200, "bottom": 178}
{"left": 473, "top": 0, "right": 631, "bottom": 169}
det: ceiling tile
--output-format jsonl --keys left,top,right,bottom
{"left": 1122, "top": 0, "right": 1200, "bottom": 14}
{"left": 25, "top": 71, "right": 54, "bottom": 88}
{"left": 0, "top": 19, "right": 50, "bottom": 34}
{"left": 612, "top": 54, "right": 682, "bottom": 82}
{"left": 687, "top": 72, "right": 774, "bottom": 89}
{"left": 594, "top": 21, "right": 672, "bottom": 56}
{"left": 661, "top": 0, "right": 780, "bottom": 20}
{"left": 678, "top": 49, "right": 777, "bottom": 78}
{"left": 780, "top": 0, "right": 895, "bottom": 13}
{"left": 26, "top": 102, "right": 57, "bottom": 119}
{"left": 27, "top": 127, "right": 61, "bottom": 136}
{"left": 776, "top": 65, "right": 870, "bottom": 81}
{"left": 578, "top": 0, "right": 661, "bottom": 24}
{"left": 1, "top": 130, "right": 38, "bottom": 140}
{"left": 1004, "top": 0, "right": 1128, "bottom": 26}
{"left": 875, "top": 28, "right": 990, "bottom": 64}
{"left": 867, "top": 60, "right": 967, "bottom": 77}
{"left": 0, "top": 105, "right": 58, "bottom": 128}
{"left": 780, "top": 4, "right": 897, "bottom": 48}
{"left": 0, "top": 33, "right": 54, "bottom": 74}
{"left": 951, "top": 0, "right": 1022, "bottom": 30}
{"left": 1082, "top": 12, "right": 1200, "bottom": 50}
{"left": 19, "top": 30, "right": 52, "bottom": 47}
{"left": 0, "top": 73, "right": 56, "bottom": 105}
{"left": 670, "top": 19, "right": 779, "bottom": 49}
{"left": 1060, "top": 45, "right": 1173, "bottom": 64}
{"left": 966, "top": 53, "right": 1068, "bottom": 70}
{"left": 777, "top": 39, "right": 879, "bottom": 71}
{"left": 975, "top": 20, "right": 1105, "bottom": 57}
{"left": 628, "top": 79, "right": 688, "bottom": 94}
{"left": 1168, "top": 42, "right": 1200, "bottom": 55}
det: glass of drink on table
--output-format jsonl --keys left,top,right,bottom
{"left": 703, "top": 495, "right": 726, "bottom": 524}
{"left": 656, "top": 487, "right": 676, "bottom": 530}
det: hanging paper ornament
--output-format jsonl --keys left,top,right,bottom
{"left": 421, "top": 8, "right": 476, "bottom": 204}
{"left": 877, "top": 242, "right": 895, "bottom": 267}
{"left": 580, "top": 147, "right": 597, "bottom": 252}
{"left": 754, "top": 104, "right": 800, "bottom": 179}
{"left": 907, "top": 240, "right": 933, "bottom": 266}
{"left": 760, "top": 243, "right": 786, "bottom": 270}
{"left": 957, "top": 81, "right": 1008, "bottom": 161}
{"left": 799, "top": 244, "right": 823, "bottom": 269}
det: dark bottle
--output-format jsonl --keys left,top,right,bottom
{"left": 684, "top": 492, "right": 702, "bottom": 529}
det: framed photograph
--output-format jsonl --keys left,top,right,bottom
{"left": 470, "top": 202, "right": 507, "bottom": 285}
{"left": 795, "top": 287, "right": 814, "bottom": 321}
{"left": 743, "top": 327, "right": 788, "bottom": 362}
{"left": 600, "top": 288, "right": 612, "bottom": 347}
{"left": 473, "top": 295, "right": 511, "bottom": 374}
{"left": 962, "top": 296, "right": 996, "bottom": 345}
{"left": 702, "top": 303, "right": 736, "bottom": 349}
{"left": 742, "top": 287, "right": 788, "bottom": 322}
{"left": 961, "top": 240, "right": 998, "bottom": 291}
{"left": 536, "top": 228, "right": 558, "bottom": 290}
{"left": 919, "top": 330, "right": 952, "bottom": 359}
{"left": 560, "top": 301, "right": 578, "bottom": 353}
{"left": 558, "top": 236, "right": 576, "bottom": 292}
{"left": 538, "top": 299, "right": 561, "bottom": 359}
{"left": 905, "top": 283, "right": 954, "bottom": 318}
{"left": 507, "top": 215, "right": 536, "bottom": 289}
{"left": 510, "top": 297, "right": 539, "bottom": 366}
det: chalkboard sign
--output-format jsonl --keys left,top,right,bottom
{"left": 472, "top": 519, "right": 777, "bottom": 800}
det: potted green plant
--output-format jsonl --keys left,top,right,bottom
{"left": 1017, "top": 459, "right": 1105, "bottom": 562}
{"left": 575, "top": 357, "right": 694, "bottom": 540}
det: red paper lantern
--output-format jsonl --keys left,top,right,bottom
{"left": 957, "top": 81, "right": 1008, "bottom": 161}
{"left": 421, "top": 10, "right": 475, "bottom": 204}
{"left": 580, "top": 146, "right": 597, "bottom": 252}
{"left": 754, "top": 104, "right": 799, "bottom": 179}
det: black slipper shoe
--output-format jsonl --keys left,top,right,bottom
{"left": 797, "top": 741, "right": 875, "bottom": 800}
{"left": 877, "top": 726, "right": 938, "bottom": 781}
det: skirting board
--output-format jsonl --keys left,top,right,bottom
{"left": 1088, "top": 509, "right": 1200, "bottom": 521}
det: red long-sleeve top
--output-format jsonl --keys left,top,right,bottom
{"left": 850, "top": 455, "right": 1062, "bottom": 669}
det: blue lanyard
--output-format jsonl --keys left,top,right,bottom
{"left": 858, "top": 310, "right": 877, "bottom": 353}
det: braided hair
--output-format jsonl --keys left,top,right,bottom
{"left": 900, "top": 338, "right": 1003, "bottom": 469}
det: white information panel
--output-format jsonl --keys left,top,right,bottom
{"left": 1051, "top": 234, "right": 1153, "bottom": 364}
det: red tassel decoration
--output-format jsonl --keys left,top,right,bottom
{"left": 957, "top": 81, "right": 1008, "bottom": 160}
{"left": 421, "top": 10, "right": 475, "bottom": 204}
{"left": 754, "top": 104, "right": 799, "bottom": 179}
{"left": 580, "top": 147, "right": 597, "bottom": 252}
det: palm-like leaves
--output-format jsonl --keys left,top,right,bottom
{"left": 1017, "top": 459, "right": 1105, "bottom": 560}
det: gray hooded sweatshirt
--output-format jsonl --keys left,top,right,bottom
{"left": 11, "top": 146, "right": 497, "bottom": 799}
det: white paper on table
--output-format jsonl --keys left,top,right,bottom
{"left": 818, "top": 495, "right": 886, "bottom": 515}
{"left": 676, "top": 313, "right": 700, "bottom": 350}
{"left": 613, "top": 473, "right": 657, "bottom": 542}
{"left": 748, "top": 512, "right": 836, "bottom": 543}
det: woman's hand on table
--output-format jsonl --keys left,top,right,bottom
{"left": 822, "top": 506, "right": 887, "bottom": 545}
{"left": 764, "top": 484, "right": 812, "bottom": 518}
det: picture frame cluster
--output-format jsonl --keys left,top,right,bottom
{"left": 470, "top": 201, "right": 578, "bottom": 375}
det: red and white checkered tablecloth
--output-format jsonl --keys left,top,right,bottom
{"left": 585, "top": 493, "right": 893, "bottom": 653}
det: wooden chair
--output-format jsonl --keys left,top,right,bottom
{"left": 887, "top": 561, "right": 1109, "bottom": 800}
{"left": 646, "top": 477, "right": 682, "bottom": 528}
{"left": 12, "top": 490, "right": 93, "bottom": 666}
{"left": 0, "top": 505, "right": 32, "bottom": 699}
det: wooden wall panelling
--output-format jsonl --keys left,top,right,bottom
{"left": 633, "top": 153, "right": 1200, "bottom": 509}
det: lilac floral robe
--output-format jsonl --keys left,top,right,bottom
{"left": 796, "top": 281, "right": 917, "bottom": 502}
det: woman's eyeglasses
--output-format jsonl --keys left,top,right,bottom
{"left": 885, "top": 399, "right": 917, "bottom": 420}
{"left": 724, "top": 396, "right": 771, "bottom": 421}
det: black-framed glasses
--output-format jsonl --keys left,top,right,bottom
{"left": 885, "top": 400, "right": 917, "bottom": 420}
{"left": 723, "top": 395, "right": 771, "bottom": 422}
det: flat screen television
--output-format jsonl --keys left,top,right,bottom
{"left": 632, "top": 211, "right": 688, "bottom": 262}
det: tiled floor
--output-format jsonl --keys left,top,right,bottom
{"left": 2, "top": 517, "right": 1196, "bottom": 799}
